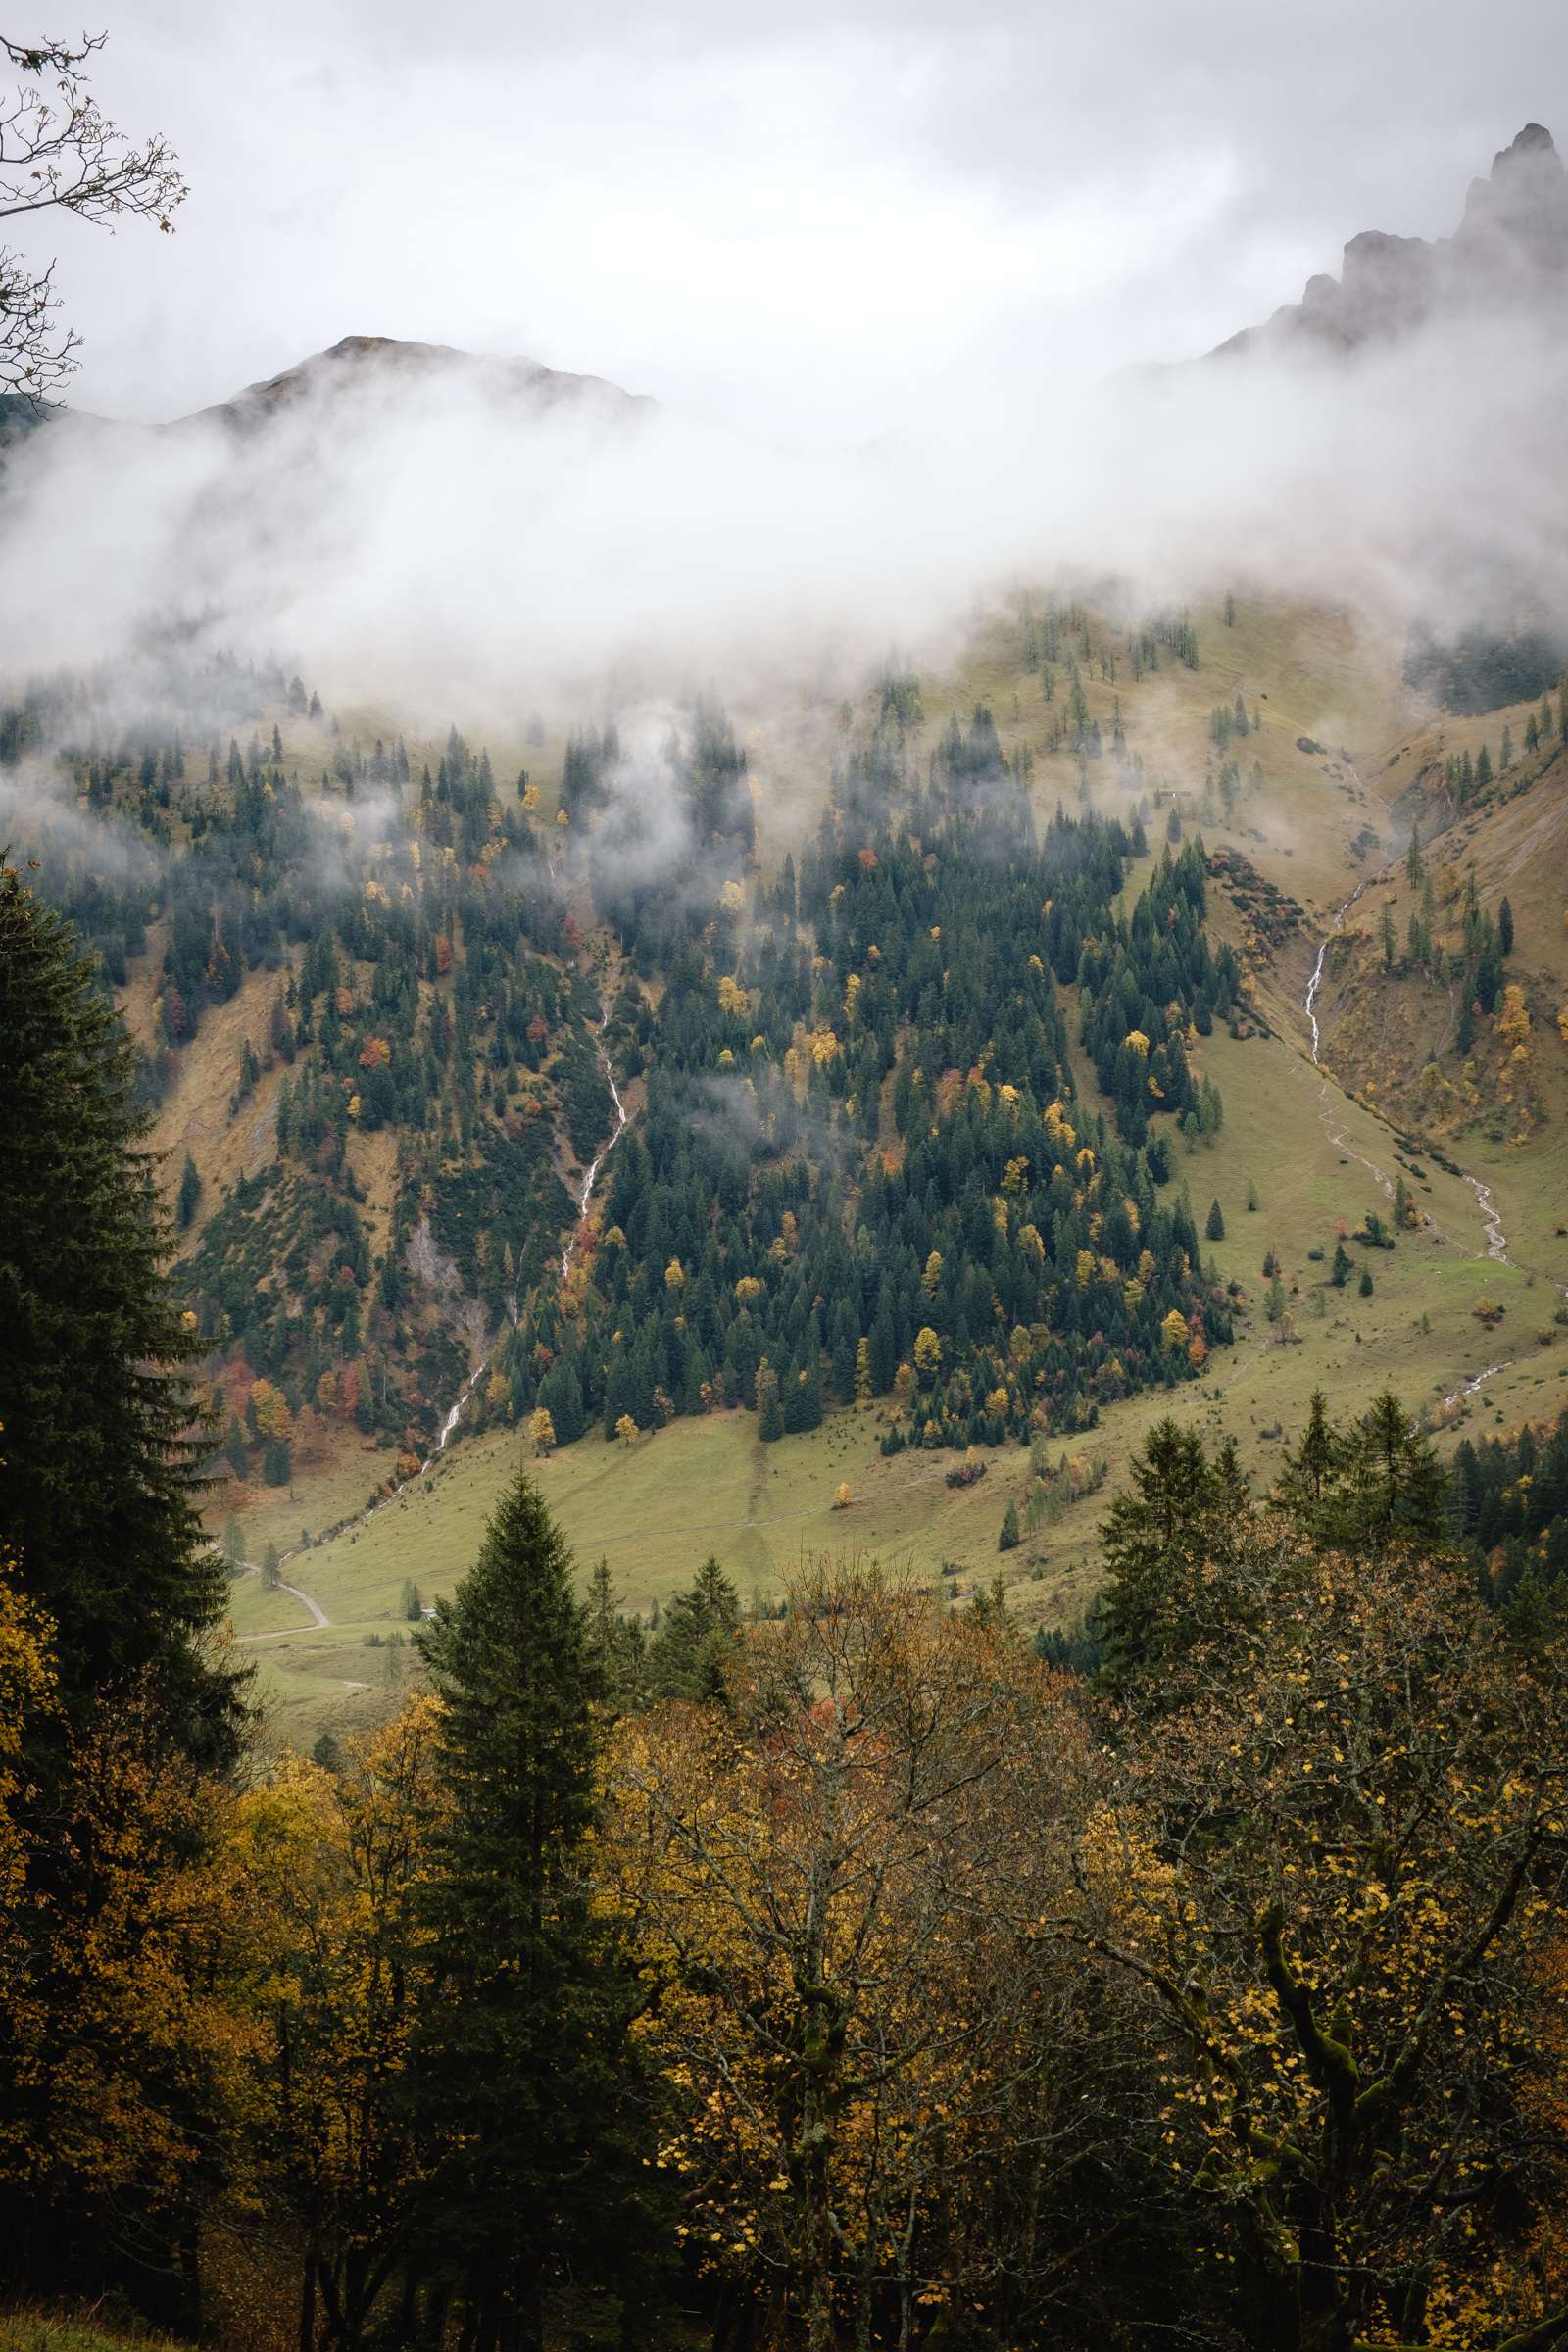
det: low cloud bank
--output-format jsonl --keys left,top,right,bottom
{"left": 2, "top": 313, "right": 1566, "bottom": 729}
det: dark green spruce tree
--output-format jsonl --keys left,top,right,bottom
{"left": 647, "top": 1552, "right": 741, "bottom": 1700}
{"left": 1271, "top": 1389, "right": 1450, "bottom": 1557}
{"left": 582, "top": 1554, "right": 650, "bottom": 1711}
{"left": 1270, "top": 1389, "right": 1347, "bottom": 1538}
{"left": 1094, "top": 1422, "right": 1254, "bottom": 1690}
{"left": 175, "top": 1150, "right": 202, "bottom": 1228}
{"left": 1329, "top": 1391, "right": 1451, "bottom": 1554}
{"left": 0, "top": 863, "right": 243, "bottom": 1766}
{"left": 412, "top": 1466, "right": 660, "bottom": 2352}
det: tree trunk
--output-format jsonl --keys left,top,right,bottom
{"left": 417, "top": 2278, "right": 452, "bottom": 2352}
{"left": 299, "top": 2249, "right": 318, "bottom": 2352}
{"left": 711, "top": 2278, "right": 759, "bottom": 2352}
{"left": 805, "top": 2272, "right": 837, "bottom": 2352}
{"left": 176, "top": 2211, "right": 204, "bottom": 2340}
{"left": 515, "top": 2248, "right": 546, "bottom": 2352}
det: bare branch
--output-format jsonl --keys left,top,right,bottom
{"left": 0, "top": 27, "right": 185, "bottom": 395}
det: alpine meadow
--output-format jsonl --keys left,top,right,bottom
{"left": 6, "top": 9, "right": 1568, "bottom": 2350}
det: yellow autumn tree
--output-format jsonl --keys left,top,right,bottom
{"left": 854, "top": 1338, "right": 871, "bottom": 1402}
{"left": 0, "top": 1558, "right": 55, "bottom": 2019}
{"left": 606, "top": 1563, "right": 1097, "bottom": 2350}
{"left": 1073, "top": 1542, "right": 1568, "bottom": 2351}
{"left": 0, "top": 1663, "right": 256, "bottom": 2259}
{"left": 1495, "top": 982, "right": 1532, "bottom": 1051}
{"left": 249, "top": 1377, "right": 294, "bottom": 1441}
{"left": 223, "top": 1699, "right": 446, "bottom": 2350}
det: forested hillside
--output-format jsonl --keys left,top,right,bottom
{"left": 2, "top": 617, "right": 1250, "bottom": 1531}
{"left": 503, "top": 715, "right": 1237, "bottom": 1459}
{"left": 7, "top": 578, "right": 1568, "bottom": 1673}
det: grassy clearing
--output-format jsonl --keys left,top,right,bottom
{"left": 214, "top": 1443, "right": 394, "bottom": 1569}
{"left": 130, "top": 959, "right": 291, "bottom": 1245}
{"left": 227, "top": 1569, "right": 325, "bottom": 1636}
{"left": 0, "top": 2314, "right": 180, "bottom": 2352}
{"left": 936, "top": 592, "right": 1420, "bottom": 913}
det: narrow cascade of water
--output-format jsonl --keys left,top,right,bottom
{"left": 1463, "top": 1173, "right": 1509, "bottom": 1262}
{"left": 1304, "top": 877, "right": 1372, "bottom": 1064}
{"left": 561, "top": 999, "right": 630, "bottom": 1283}
{"left": 421, "top": 1355, "right": 489, "bottom": 1474}
{"left": 304, "top": 989, "right": 633, "bottom": 1561}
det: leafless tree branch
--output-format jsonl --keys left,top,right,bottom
{"left": 0, "top": 28, "right": 186, "bottom": 397}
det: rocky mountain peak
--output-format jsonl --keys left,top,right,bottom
{"left": 1213, "top": 123, "right": 1568, "bottom": 358}
{"left": 1457, "top": 122, "right": 1568, "bottom": 271}
{"left": 181, "top": 334, "right": 652, "bottom": 433}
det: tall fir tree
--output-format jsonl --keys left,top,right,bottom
{"left": 1271, "top": 1389, "right": 1347, "bottom": 1537}
{"left": 175, "top": 1151, "right": 201, "bottom": 1229}
{"left": 1095, "top": 1421, "right": 1252, "bottom": 1686}
{"left": 412, "top": 1467, "right": 654, "bottom": 2351}
{"left": 1329, "top": 1392, "right": 1451, "bottom": 1555}
{"left": 648, "top": 1554, "right": 741, "bottom": 1700}
{"left": 0, "top": 865, "right": 243, "bottom": 1767}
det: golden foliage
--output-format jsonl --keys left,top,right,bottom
{"left": 605, "top": 1568, "right": 1093, "bottom": 2336}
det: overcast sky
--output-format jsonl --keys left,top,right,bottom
{"left": 18, "top": 0, "right": 1568, "bottom": 433}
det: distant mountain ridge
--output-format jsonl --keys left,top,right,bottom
{"left": 182, "top": 333, "right": 654, "bottom": 433}
{"left": 0, "top": 334, "right": 651, "bottom": 446}
{"left": 1213, "top": 122, "right": 1568, "bottom": 357}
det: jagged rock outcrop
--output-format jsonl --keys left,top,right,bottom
{"left": 1214, "top": 123, "right": 1568, "bottom": 357}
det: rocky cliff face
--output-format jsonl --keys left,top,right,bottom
{"left": 1214, "top": 123, "right": 1568, "bottom": 357}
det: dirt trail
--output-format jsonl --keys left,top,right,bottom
{"left": 232, "top": 1562, "right": 330, "bottom": 1640}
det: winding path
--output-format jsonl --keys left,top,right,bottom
{"left": 233, "top": 1561, "right": 330, "bottom": 1641}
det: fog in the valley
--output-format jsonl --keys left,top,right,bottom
{"left": 3, "top": 0, "right": 1568, "bottom": 731}
{"left": 1, "top": 310, "right": 1564, "bottom": 727}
